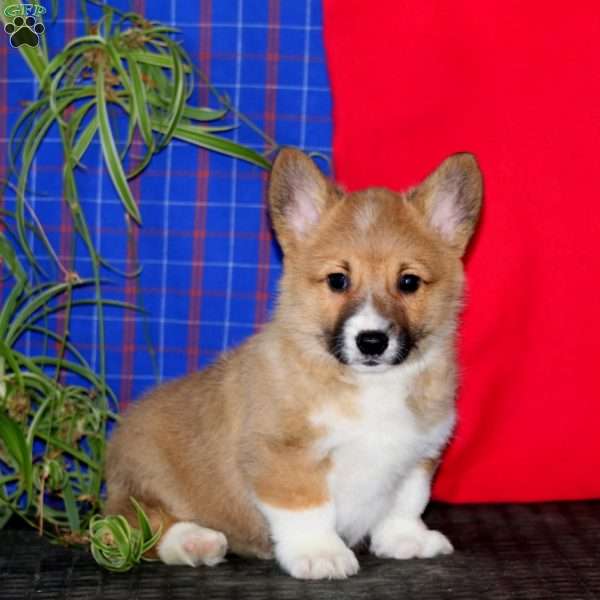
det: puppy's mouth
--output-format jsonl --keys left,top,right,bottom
{"left": 326, "top": 328, "right": 415, "bottom": 370}
{"left": 363, "top": 359, "right": 380, "bottom": 367}
{"left": 324, "top": 299, "right": 418, "bottom": 371}
{"left": 352, "top": 358, "right": 395, "bottom": 374}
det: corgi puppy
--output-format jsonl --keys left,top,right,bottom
{"left": 105, "top": 148, "right": 482, "bottom": 579}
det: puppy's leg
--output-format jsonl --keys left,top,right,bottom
{"left": 369, "top": 460, "right": 453, "bottom": 560}
{"left": 257, "top": 501, "right": 358, "bottom": 580}
{"left": 158, "top": 522, "right": 228, "bottom": 567}
{"left": 252, "top": 449, "right": 357, "bottom": 580}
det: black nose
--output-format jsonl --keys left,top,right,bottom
{"left": 356, "top": 330, "right": 389, "bottom": 356}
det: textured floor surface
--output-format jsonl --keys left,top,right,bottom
{"left": 1, "top": 502, "right": 599, "bottom": 599}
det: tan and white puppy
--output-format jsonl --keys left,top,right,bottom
{"left": 105, "top": 148, "right": 482, "bottom": 579}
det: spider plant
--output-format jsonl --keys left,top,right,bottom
{"left": 2, "top": 0, "right": 272, "bottom": 268}
{"left": 89, "top": 497, "right": 161, "bottom": 571}
{"left": 0, "top": 0, "right": 275, "bottom": 558}
{"left": 0, "top": 217, "right": 124, "bottom": 541}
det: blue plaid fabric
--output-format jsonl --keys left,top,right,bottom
{"left": 0, "top": 0, "right": 332, "bottom": 404}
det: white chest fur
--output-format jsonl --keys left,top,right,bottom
{"left": 312, "top": 358, "right": 455, "bottom": 547}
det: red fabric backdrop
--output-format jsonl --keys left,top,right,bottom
{"left": 323, "top": 0, "right": 600, "bottom": 502}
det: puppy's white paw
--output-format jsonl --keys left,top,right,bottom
{"left": 371, "top": 520, "right": 453, "bottom": 560}
{"left": 158, "top": 522, "right": 228, "bottom": 567}
{"left": 276, "top": 534, "right": 359, "bottom": 579}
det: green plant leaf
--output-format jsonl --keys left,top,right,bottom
{"left": 0, "top": 339, "right": 25, "bottom": 392}
{"left": 48, "top": 60, "right": 83, "bottom": 126}
{"left": 15, "top": 90, "right": 95, "bottom": 269}
{"left": 5, "top": 280, "right": 91, "bottom": 346}
{"left": 105, "top": 40, "right": 133, "bottom": 96}
{"left": 8, "top": 96, "right": 49, "bottom": 177}
{"left": 99, "top": 3, "right": 114, "bottom": 38}
{"left": 123, "top": 50, "right": 192, "bottom": 72}
{"left": 177, "top": 122, "right": 236, "bottom": 134}
{"left": 147, "top": 92, "right": 228, "bottom": 122}
{"left": 156, "top": 39, "right": 186, "bottom": 149}
{"left": 89, "top": 498, "right": 161, "bottom": 571}
{"left": 65, "top": 99, "right": 97, "bottom": 168}
{"left": 126, "top": 53, "right": 154, "bottom": 149}
{"left": 167, "top": 123, "right": 271, "bottom": 170}
{"left": 96, "top": 68, "right": 142, "bottom": 224}
{"left": 72, "top": 114, "right": 99, "bottom": 164}
{"left": 89, "top": 513, "right": 141, "bottom": 572}
{"left": 180, "top": 104, "right": 229, "bottom": 122}
{"left": 32, "top": 430, "right": 100, "bottom": 472}
{"left": 0, "top": 232, "right": 26, "bottom": 285}
{"left": 25, "top": 325, "right": 96, "bottom": 373}
{"left": 0, "top": 412, "right": 32, "bottom": 509}
{"left": 62, "top": 478, "right": 81, "bottom": 533}
{"left": 130, "top": 497, "right": 152, "bottom": 541}
{"left": 26, "top": 298, "right": 143, "bottom": 330}
{"left": 29, "top": 356, "right": 116, "bottom": 391}
{"left": 0, "top": 279, "right": 26, "bottom": 343}
{"left": 152, "top": 31, "right": 194, "bottom": 98}
{"left": 23, "top": 391, "right": 53, "bottom": 447}
{"left": 39, "top": 36, "right": 104, "bottom": 90}
{"left": 119, "top": 51, "right": 155, "bottom": 178}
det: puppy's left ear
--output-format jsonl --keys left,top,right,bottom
{"left": 410, "top": 153, "right": 483, "bottom": 254}
{"left": 268, "top": 148, "right": 339, "bottom": 253}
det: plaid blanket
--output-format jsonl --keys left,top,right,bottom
{"left": 0, "top": 0, "right": 331, "bottom": 404}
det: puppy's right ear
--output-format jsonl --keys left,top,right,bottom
{"left": 409, "top": 153, "right": 482, "bottom": 255}
{"left": 268, "top": 148, "right": 337, "bottom": 253}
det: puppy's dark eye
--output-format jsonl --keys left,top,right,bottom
{"left": 327, "top": 272, "right": 350, "bottom": 292}
{"left": 398, "top": 274, "right": 421, "bottom": 294}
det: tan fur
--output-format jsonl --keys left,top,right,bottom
{"left": 105, "top": 148, "right": 481, "bottom": 560}
{"left": 407, "top": 352, "right": 457, "bottom": 429}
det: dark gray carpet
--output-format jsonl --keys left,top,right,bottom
{"left": 1, "top": 502, "right": 599, "bottom": 599}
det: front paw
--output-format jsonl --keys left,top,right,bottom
{"left": 276, "top": 534, "right": 359, "bottom": 579}
{"left": 371, "top": 520, "right": 453, "bottom": 560}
